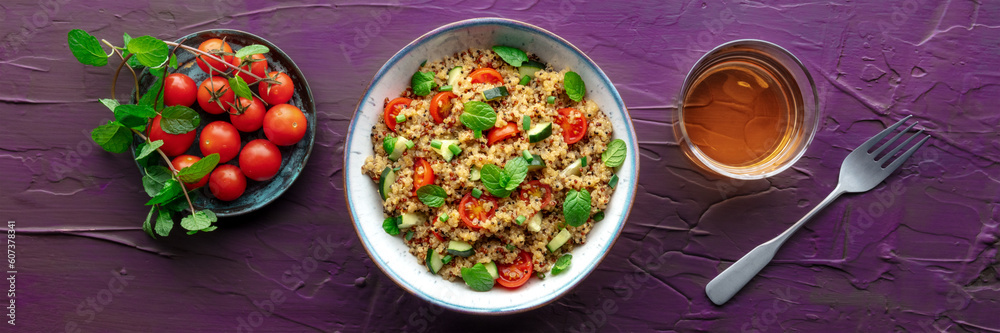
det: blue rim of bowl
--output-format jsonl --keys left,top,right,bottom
{"left": 344, "top": 17, "right": 639, "bottom": 314}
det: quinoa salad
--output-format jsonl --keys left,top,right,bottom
{"left": 361, "top": 46, "right": 627, "bottom": 291}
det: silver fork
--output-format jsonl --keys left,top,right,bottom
{"left": 705, "top": 115, "right": 929, "bottom": 305}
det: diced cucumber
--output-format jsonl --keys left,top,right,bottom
{"left": 399, "top": 212, "right": 425, "bottom": 230}
{"left": 431, "top": 139, "right": 460, "bottom": 161}
{"left": 518, "top": 60, "right": 546, "bottom": 78}
{"left": 484, "top": 261, "right": 499, "bottom": 279}
{"left": 527, "top": 122, "right": 552, "bottom": 143}
{"left": 378, "top": 167, "right": 397, "bottom": 200}
{"left": 388, "top": 137, "right": 411, "bottom": 161}
{"left": 482, "top": 86, "right": 509, "bottom": 101}
{"left": 447, "top": 240, "right": 474, "bottom": 257}
{"left": 426, "top": 248, "right": 444, "bottom": 274}
{"left": 470, "top": 166, "right": 481, "bottom": 181}
{"left": 547, "top": 228, "right": 572, "bottom": 252}
{"left": 560, "top": 159, "right": 582, "bottom": 177}
{"left": 447, "top": 66, "right": 464, "bottom": 87}
{"left": 527, "top": 213, "right": 542, "bottom": 232}
{"left": 526, "top": 154, "right": 546, "bottom": 171}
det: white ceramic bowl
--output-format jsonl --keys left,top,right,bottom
{"left": 344, "top": 18, "right": 639, "bottom": 314}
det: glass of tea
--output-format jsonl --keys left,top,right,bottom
{"left": 676, "top": 39, "right": 819, "bottom": 179}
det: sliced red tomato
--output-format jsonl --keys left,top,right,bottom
{"left": 458, "top": 192, "right": 497, "bottom": 230}
{"left": 557, "top": 107, "right": 588, "bottom": 144}
{"left": 519, "top": 180, "right": 554, "bottom": 209}
{"left": 486, "top": 122, "right": 518, "bottom": 146}
{"left": 469, "top": 68, "right": 504, "bottom": 85}
{"left": 497, "top": 251, "right": 533, "bottom": 289}
{"left": 412, "top": 158, "right": 435, "bottom": 196}
{"left": 383, "top": 97, "right": 413, "bottom": 132}
{"left": 429, "top": 91, "right": 458, "bottom": 123}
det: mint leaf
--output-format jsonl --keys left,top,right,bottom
{"left": 479, "top": 164, "right": 511, "bottom": 198}
{"left": 67, "top": 29, "right": 108, "bottom": 66}
{"left": 411, "top": 71, "right": 436, "bottom": 96}
{"left": 382, "top": 136, "right": 397, "bottom": 154}
{"left": 168, "top": 53, "right": 178, "bottom": 69}
{"left": 113, "top": 104, "right": 156, "bottom": 130}
{"left": 91, "top": 121, "right": 133, "bottom": 153}
{"left": 492, "top": 45, "right": 528, "bottom": 67}
{"left": 135, "top": 140, "right": 164, "bottom": 161}
{"left": 416, "top": 185, "right": 447, "bottom": 207}
{"left": 142, "top": 166, "right": 172, "bottom": 197}
{"left": 564, "top": 71, "right": 585, "bottom": 102}
{"left": 503, "top": 157, "right": 528, "bottom": 191}
{"left": 137, "top": 77, "right": 164, "bottom": 109}
{"left": 160, "top": 105, "right": 200, "bottom": 134}
{"left": 382, "top": 216, "right": 400, "bottom": 236}
{"left": 229, "top": 76, "right": 252, "bottom": 99}
{"left": 142, "top": 206, "right": 156, "bottom": 238}
{"left": 155, "top": 207, "right": 173, "bottom": 237}
{"left": 460, "top": 263, "right": 495, "bottom": 292}
{"left": 551, "top": 254, "right": 572, "bottom": 275}
{"left": 126, "top": 35, "right": 169, "bottom": 68}
{"left": 99, "top": 98, "right": 120, "bottom": 111}
{"left": 178, "top": 153, "right": 219, "bottom": 183}
{"left": 460, "top": 101, "right": 497, "bottom": 133}
{"left": 602, "top": 139, "right": 627, "bottom": 167}
{"left": 234, "top": 44, "right": 269, "bottom": 59}
{"left": 563, "top": 189, "right": 591, "bottom": 227}
{"left": 146, "top": 179, "right": 182, "bottom": 205}
{"left": 180, "top": 209, "right": 217, "bottom": 231}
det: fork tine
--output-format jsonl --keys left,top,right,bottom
{"left": 877, "top": 128, "right": 924, "bottom": 163}
{"left": 882, "top": 134, "right": 929, "bottom": 173}
{"left": 856, "top": 115, "right": 913, "bottom": 153}
{"left": 871, "top": 122, "right": 917, "bottom": 157}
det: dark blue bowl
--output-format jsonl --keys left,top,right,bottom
{"left": 130, "top": 29, "right": 316, "bottom": 217}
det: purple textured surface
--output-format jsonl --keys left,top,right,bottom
{"left": 1, "top": 1, "right": 998, "bottom": 332}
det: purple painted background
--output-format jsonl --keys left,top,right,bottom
{"left": 1, "top": 0, "right": 998, "bottom": 332}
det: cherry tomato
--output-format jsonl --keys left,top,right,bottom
{"left": 148, "top": 115, "right": 195, "bottom": 157}
{"left": 163, "top": 73, "right": 197, "bottom": 107}
{"left": 239, "top": 139, "right": 282, "bottom": 181}
{"left": 171, "top": 155, "right": 209, "bottom": 190}
{"left": 195, "top": 38, "right": 234, "bottom": 74}
{"left": 383, "top": 97, "right": 412, "bottom": 132}
{"left": 458, "top": 192, "right": 497, "bottom": 230}
{"left": 496, "top": 251, "right": 534, "bottom": 289}
{"left": 209, "top": 164, "right": 246, "bottom": 201}
{"left": 519, "top": 180, "right": 554, "bottom": 209}
{"left": 486, "top": 122, "right": 518, "bottom": 146}
{"left": 429, "top": 91, "right": 457, "bottom": 123}
{"left": 235, "top": 53, "right": 267, "bottom": 85}
{"left": 557, "top": 107, "right": 588, "bottom": 144}
{"left": 469, "top": 68, "right": 504, "bottom": 84}
{"left": 197, "top": 77, "right": 235, "bottom": 115}
{"left": 258, "top": 71, "right": 294, "bottom": 105}
{"left": 263, "top": 104, "right": 308, "bottom": 146}
{"left": 229, "top": 97, "right": 266, "bottom": 132}
{"left": 199, "top": 121, "right": 241, "bottom": 163}
{"left": 412, "top": 158, "right": 435, "bottom": 196}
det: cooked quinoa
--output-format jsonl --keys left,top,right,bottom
{"left": 361, "top": 48, "right": 617, "bottom": 285}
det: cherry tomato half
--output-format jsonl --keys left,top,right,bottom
{"left": 519, "top": 180, "right": 554, "bottom": 210}
{"left": 259, "top": 71, "right": 294, "bottom": 105}
{"left": 383, "top": 97, "right": 412, "bottom": 132}
{"left": 195, "top": 38, "right": 234, "bottom": 74}
{"left": 263, "top": 104, "right": 308, "bottom": 146}
{"left": 197, "top": 77, "right": 235, "bottom": 115}
{"left": 209, "top": 164, "right": 246, "bottom": 201}
{"left": 239, "top": 139, "right": 282, "bottom": 181}
{"left": 412, "top": 158, "right": 435, "bottom": 196}
{"left": 164, "top": 73, "right": 197, "bottom": 107}
{"left": 171, "top": 155, "right": 209, "bottom": 190}
{"left": 229, "top": 97, "right": 266, "bottom": 133}
{"left": 458, "top": 192, "right": 497, "bottom": 230}
{"left": 148, "top": 115, "right": 196, "bottom": 157}
{"left": 199, "top": 121, "right": 241, "bottom": 163}
{"left": 496, "top": 251, "right": 534, "bottom": 289}
{"left": 557, "top": 107, "right": 588, "bottom": 144}
{"left": 486, "top": 122, "right": 518, "bottom": 146}
{"left": 469, "top": 68, "right": 504, "bottom": 85}
{"left": 429, "top": 91, "right": 458, "bottom": 124}
{"left": 235, "top": 53, "right": 268, "bottom": 85}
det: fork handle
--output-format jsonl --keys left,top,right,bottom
{"left": 705, "top": 186, "right": 844, "bottom": 305}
